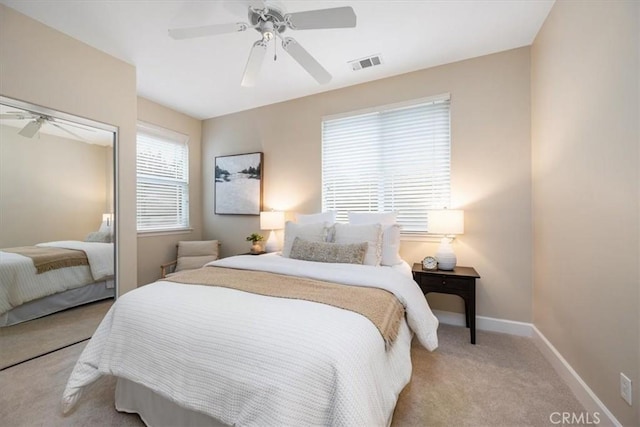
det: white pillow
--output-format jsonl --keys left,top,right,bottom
{"left": 296, "top": 211, "right": 337, "bottom": 225}
{"left": 282, "top": 221, "right": 329, "bottom": 258}
{"left": 85, "top": 231, "right": 111, "bottom": 243}
{"left": 348, "top": 211, "right": 402, "bottom": 266}
{"left": 332, "top": 223, "right": 382, "bottom": 266}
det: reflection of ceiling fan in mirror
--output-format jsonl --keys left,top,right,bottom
{"left": 168, "top": 0, "right": 357, "bottom": 86}
{"left": 0, "top": 111, "right": 95, "bottom": 141}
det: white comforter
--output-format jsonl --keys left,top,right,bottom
{"left": 37, "top": 241, "right": 113, "bottom": 281}
{"left": 0, "top": 241, "right": 113, "bottom": 316}
{"left": 62, "top": 255, "right": 439, "bottom": 426}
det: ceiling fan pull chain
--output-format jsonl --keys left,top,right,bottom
{"left": 274, "top": 39, "right": 277, "bottom": 61}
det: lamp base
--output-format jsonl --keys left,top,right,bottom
{"left": 264, "top": 230, "right": 278, "bottom": 253}
{"left": 435, "top": 237, "right": 457, "bottom": 270}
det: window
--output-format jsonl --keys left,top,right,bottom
{"left": 136, "top": 122, "right": 189, "bottom": 233}
{"left": 322, "top": 94, "right": 451, "bottom": 235}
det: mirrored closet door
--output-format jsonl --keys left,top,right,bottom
{"left": 0, "top": 96, "right": 117, "bottom": 369}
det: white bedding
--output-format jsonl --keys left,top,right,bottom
{"left": 0, "top": 241, "right": 114, "bottom": 316}
{"left": 37, "top": 241, "right": 113, "bottom": 281}
{"left": 62, "top": 254, "right": 438, "bottom": 426}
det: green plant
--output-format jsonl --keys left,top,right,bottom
{"left": 245, "top": 233, "right": 264, "bottom": 244}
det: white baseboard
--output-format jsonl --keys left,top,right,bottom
{"left": 432, "top": 309, "right": 533, "bottom": 337}
{"left": 433, "top": 310, "right": 620, "bottom": 427}
{"left": 531, "top": 326, "right": 621, "bottom": 427}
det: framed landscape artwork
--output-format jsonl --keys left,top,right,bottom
{"left": 214, "top": 152, "right": 263, "bottom": 215}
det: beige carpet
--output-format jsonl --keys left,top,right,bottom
{"left": 0, "top": 299, "right": 113, "bottom": 370}
{"left": 0, "top": 324, "right": 587, "bottom": 426}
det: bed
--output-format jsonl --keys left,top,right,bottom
{"left": 0, "top": 240, "right": 114, "bottom": 327}
{"left": 62, "top": 252, "right": 439, "bottom": 426}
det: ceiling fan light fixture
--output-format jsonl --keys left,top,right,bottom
{"left": 261, "top": 21, "right": 275, "bottom": 41}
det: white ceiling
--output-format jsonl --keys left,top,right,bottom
{"left": 1, "top": 0, "right": 554, "bottom": 120}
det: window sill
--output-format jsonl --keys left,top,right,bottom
{"left": 400, "top": 234, "right": 444, "bottom": 243}
{"left": 137, "top": 228, "right": 194, "bottom": 238}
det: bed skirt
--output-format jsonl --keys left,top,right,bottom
{"left": 0, "top": 280, "right": 114, "bottom": 327}
{"left": 115, "top": 378, "right": 228, "bottom": 427}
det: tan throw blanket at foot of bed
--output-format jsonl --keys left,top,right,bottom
{"left": 165, "top": 266, "right": 405, "bottom": 348}
{"left": 2, "top": 246, "right": 89, "bottom": 274}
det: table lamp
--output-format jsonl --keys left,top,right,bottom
{"left": 260, "top": 211, "right": 285, "bottom": 252}
{"left": 428, "top": 209, "right": 464, "bottom": 270}
{"left": 99, "top": 213, "right": 113, "bottom": 233}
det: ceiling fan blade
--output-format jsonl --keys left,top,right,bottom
{"left": 169, "top": 22, "right": 248, "bottom": 40}
{"left": 281, "top": 37, "right": 331, "bottom": 84}
{"left": 1, "top": 112, "right": 36, "bottom": 120}
{"left": 18, "top": 120, "right": 43, "bottom": 138}
{"left": 285, "top": 6, "right": 356, "bottom": 30}
{"left": 51, "top": 119, "right": 97, "bottom": 132}
{"left": 241, "top": 40, "right": 268, "bottom": 87}
{"left": 50, "top": 122, "right": 85, "bottom": 141}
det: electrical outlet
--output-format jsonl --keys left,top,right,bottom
{"left": 620, "top": 373, "right": 632, "bottom": 406}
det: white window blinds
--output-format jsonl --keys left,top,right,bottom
{"left": 322, "top": 95, "right": 451, "bottom": 235}
{"left": 136, "top": 123, "right": 189, "bottom": 232}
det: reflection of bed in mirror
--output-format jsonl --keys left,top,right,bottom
{"left": 0, "top": 240, "right": 115, "bottom": 327}
{"left": 0, "top": 95, "right": 117, "bottom": 368}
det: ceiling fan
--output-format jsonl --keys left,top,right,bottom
{"left": 168, "top": 0, "right": 357, "bottom": 86}
{"left": 0, "top": 111, "right": 94, "bottom": 140}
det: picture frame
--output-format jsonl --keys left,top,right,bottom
{"left": 214, "top": 152, "right": 263, "bottom": 215}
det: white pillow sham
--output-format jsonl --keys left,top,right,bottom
{"left": 282, "top": 221, "right": 329, "bottom": 258}
{"left": 331, "top": 223, "right": 382, "bottom": 266}
{"left": 348, "top": 211, "right": 402, "bottom": 266}
{"left": 85, "top": 231, "right": 111, "bottom": 243}
{"left": 296, "top": 211, "right": 337, "bottom": 225}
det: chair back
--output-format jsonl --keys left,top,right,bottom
{"left": 175, "top": 240, "right": 220, "bottom": 272}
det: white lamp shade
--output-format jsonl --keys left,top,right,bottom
{"left": 428, "top": 209, "right": 464, "bottom": 235}
{"left": 260, "top": 211, "right": 285, "bottom": 231}
{"left": 99, "top": 213, "right": 113, "bottom": 233}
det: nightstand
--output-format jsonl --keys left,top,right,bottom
{"left": 412, "top": 264, "right": 481, "bottom": 344}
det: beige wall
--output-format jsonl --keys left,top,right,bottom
{"left": 203, "top": 47, "right": 533, "bottom": 321}
{"left": 0, "top": 4, "right": 138, "bottom": 295}
{"left": 0, "top": 126, "right": 109, "bottom": 247}
{"left": 136, "top": 97, "right": 203, "bottom": 286}
{"left": 531, "top": 1, "right": 639, "bottom": 425}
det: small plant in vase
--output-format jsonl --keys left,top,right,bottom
{"left": 246, "top": 233, "right": 264, "bottom": 254}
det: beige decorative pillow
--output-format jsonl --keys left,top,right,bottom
{"left": 289, "top": 237, "right": 367, "bottom": 264}
{"left": 331, "top": 223, "right": 382, "bottom": 266}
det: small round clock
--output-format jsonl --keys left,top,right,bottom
{"left": 422, "top": 256, "right": 438, "bottom": 271}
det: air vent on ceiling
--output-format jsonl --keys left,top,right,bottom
{"left": 348, "top": 54, "right": 383, "bottom": 71}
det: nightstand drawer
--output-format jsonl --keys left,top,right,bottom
{"left": 417, "top": 275, "right": 472, "bottom": 292}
